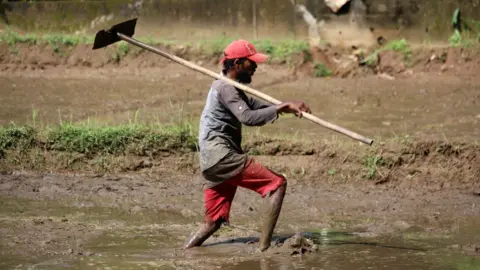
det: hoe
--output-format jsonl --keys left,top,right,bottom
{"left": 92, "top": 18, "right": 374, "bottom": 146}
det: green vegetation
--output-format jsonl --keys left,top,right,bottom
{"left": 0, "top": 122, "right": 197, "bottom": 157}
{"left": 0, "top": 29, "right": 309, "bottom": 62}
{"left": 195, "top": 35, "right": 309, "bottom": 62}
{"left": 0, "top": 125, "right": 37, "bottom": 156}
{"left": 314, "top": 62, "right": 333, "bottom": 77}
{"left": 362, "top": 154, "right": 385, "bottom": 180}
{"left": 448, "top": 27, "right": 480, "bottom": 48}
{"left": 0, "top": 28, "right": 92, "bottom": 46}
{"left": 362, "top": 39, "right": 412, "bottom": 66}
{"left": 448, "top": 8, "right": 480, "bottom": 48}
{"left": 253, "top": 39, "right": 309, "bottom": 62}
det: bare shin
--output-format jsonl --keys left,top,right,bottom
{"left": 259, "top": 180, "right": 287, "bottom": 251}
{"left": 183, "top": 219, "right": 222, "bottom": 250}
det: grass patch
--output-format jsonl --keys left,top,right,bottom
{"left": 0, "top": 30, "right": 38, "bottom": 46}
{"left": 0, "top": 28, "right": 93, "bottom": 53}
{"left": 361, "top": 154, "right": 385, "bottom": 179}
{"left": 448, "top": 29, "right": 479, "bottom": 48}
{"left": 0, "top": 125, "right": 37, "bottom": 156}
{"left": 362, "top": 39, "right": 412, "bottom": 66}
{"left": 314, "top": 62, "right": 333, "bottom": 77}
{"left": 0, "top": 29, "right": 310, "bottom": 62}
{"left": 447, "top": 9, "right": 480, "bottom": 48}
{"left": 195, "top": 36, "right": 310, "bottom": 62}
{"left": 253, "top": 39, "right": 309, "bottom": 62}
{"left": 0, "top": 122, "right": 197, "bottom": 157}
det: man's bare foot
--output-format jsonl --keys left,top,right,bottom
{"left": 183, "top": 219, "right": 222, "bottom": 250}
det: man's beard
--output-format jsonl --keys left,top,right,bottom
{"left": 236, "top": 70, "right": 252, "bottom": 84}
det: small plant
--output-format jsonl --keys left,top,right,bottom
{"left": 362, "top": 39, "right": 412, "bottom": 66}
{"left": 328, "top": 169, "right": 337, "bottom": 175}
{"left": 448, "top": 9, "right": 479, "bottom": 48}
{"left": 362, "top": 155, "right": 385, "bottom": 179}
{"left": 449, "top": 29, "right": 463, "bottom": 47}
{"left": 314, "top": 63, "right": 332, "bottom": 77}
{"left": 117, "top": 41, "right": 130, "bottom": 57}
{"left": 0, "top": 125, "right": 37, "bottom": 154}
{"left": 384, "top": 39, "right": 412, "bottom": 61}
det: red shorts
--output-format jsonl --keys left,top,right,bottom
{"left": 204, "top": 158, "right": 286, "bottom": 223}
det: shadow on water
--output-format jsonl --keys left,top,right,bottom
{"left": 205, "top": 230, "right": 426, "bottom": 252}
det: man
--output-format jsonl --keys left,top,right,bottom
{"left": 183, "top": 39, "right": 311, "bottom": 252}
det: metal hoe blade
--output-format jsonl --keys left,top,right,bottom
{"left": 92, "top": 18, "right": 137, "bottom": 50}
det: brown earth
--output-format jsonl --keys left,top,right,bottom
{"left": 0, "top": 42, "right": 480, "bottom": 269}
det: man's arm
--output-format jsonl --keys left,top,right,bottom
{"left": 219, "top": 86, "right": 278, "bottom": 127}
{"left": 247, "top": 96, "right": 271, "bottom": 110}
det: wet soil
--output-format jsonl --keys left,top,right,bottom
{"left": 0, "top": 169, "right": 479, "bottom": 269}
{"left": 1, "top": 44, "right": 480, "bottom": 269}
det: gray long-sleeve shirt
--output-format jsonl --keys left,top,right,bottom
{"left": 198, "top": 78, "right": 278, "bottom": 188}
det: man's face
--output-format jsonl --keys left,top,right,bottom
{"left": 236, "top": 59, "right": 257, "bottom": 84}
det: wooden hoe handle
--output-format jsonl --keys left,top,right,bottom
{"left": 117, "top": 33, "right": 374, "bottom": 146}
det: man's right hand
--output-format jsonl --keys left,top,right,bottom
{"left": 276, "top": 101, "right": 311, "bottom": 118}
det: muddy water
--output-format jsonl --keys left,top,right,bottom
{"left": 1, "top": 195, "right": 479, "bottom": 270}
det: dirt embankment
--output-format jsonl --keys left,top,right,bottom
{"left": 1, "top": 41, "right": 480, "bottom": 79}
{"left": 1, "top": 136, "right": 479, "bottom": 192}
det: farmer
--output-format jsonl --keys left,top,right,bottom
{"left": 183, "top": 39, "right": 311, "bottom": 252}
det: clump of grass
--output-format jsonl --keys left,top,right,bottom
{"left": 253, "top": 39, "right": 309, "bottom": 62}
{"left": 448, "top": 9, "right": 480, "bottom": 48}
{"left": 314, "top": 62, "right": 333, "bottom": 77}
{"left": 362, "top": 39, "right": 412, "bottom": 66}
{"left": 0, "top": 28, "right": 93, "bottom": 53}
{"left": 448, "top": 29, "right": 478, "bottom": 48}
{"left": 117, "top": 41, "right": 130, "bottom": 57}
{"left": 0, "top": 121, "right": 197, "bottom": 158}
{"left": 383, "top": 39, "right": 412, "bottom": 59}
{"left": 44, "top": 34, "right": 92, "bottom": 53}
{"left": 45, "top": 122, "right": 197, "bottom": 155}
{"left": 196, "top": 36, "right": 309, "bottom": 62}
{"left": 362, "top": 154, "right": 385, "bottom": 179}
{"left": 0, "top": 28, "right": 39, "bottom": 46}
{"left": 0, "top": 125, "right": 37, "bottom": 156}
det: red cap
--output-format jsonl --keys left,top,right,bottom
{"left": 219, "top": 39, "right": 269, "bottom": 64}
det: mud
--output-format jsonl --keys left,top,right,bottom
{"left": 0, "top": 169, "right": 479, "bottom": 269}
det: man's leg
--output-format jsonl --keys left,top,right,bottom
{"left": 236, "top": 158, "right": 287, "bottom": 252}
{"left": 183, "top": 218, "right": 223, "bottom": 250}
{"left": 183, "top": 181, "right": 237, "bottom": 250}
{"left": 260, "top": 179, "right": 287, "bottom": 251}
